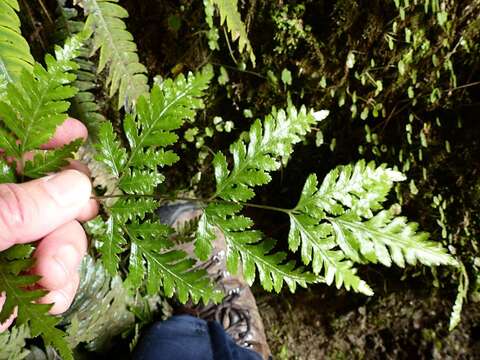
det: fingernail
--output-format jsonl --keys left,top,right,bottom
{"left": 43, "top": 170, "right": 91, "bottom": 207}
{"left": 53, "top": 244, "right": 78, "bottom": 281}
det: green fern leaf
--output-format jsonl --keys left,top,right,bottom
{"left": 203, "top": 0, "right": 220, "bottom": 50}
{"left": 96, "top": 67, "right": 212, "bottom": 187}
{"left": 0, "top": 36, "right": 82, "bottom": 159}
{"left": 127, "top": 221, "right": 173, "bottom": 242}
{"left": 288, "top": 211, "right": 373, "bottom": 295}
{"left": 118, "top": 169, "right": 165, "bottom": 194}
{"left": 199, "top": 203, "right": 319, "bottom": 292}
{"left": 332, "top": 210, "right": 455, "bottom": 267}
{"left": 287, "top": 160, "right": 456, "bottom": 295}
{"left": 81, "top": 0, "right": 149, "bottom": 110}
{"left": 93, "top": 68, "right": 219, "bottom": 304}
{"left": 196, "top": 105, "right": 326, "bottom": 292}
{"left": 122, "top": 68, "right": 213, "bottom": 172}
{"left": 213, "top": 105, "right": 325, "bottom": 202}
{"left": 96, "top": 122, "right": 128, "bottom": 178}
{"left": 109, "top": 198, "right": 158, "bottom": 223}
{"left": 207, "top": 0, "right": 256, "bottom": 65}
{"left": 22, "top": 139, "right": 83, "bottom": 178}
{"left": 0, "top": 324, "right": 30, "bottom": 360}
{"left": 55, "top": 1, "right": 106, "bottom": 135}
{"left": 127, "top": 235, "right": 223, "bottom": 303}
{"left": 0, "top": 0, "right": 34, "bottom": 82}
{"left": 0, "top": 245, "right": 72, "bottom": 360}
{"left": 98, "top": 217, "right": 125, "bottom": 274}
{"left": 449, "top": 263, "right": 468, "bottom": 331}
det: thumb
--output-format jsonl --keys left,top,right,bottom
{"left": 0, "top": 170, "right": 92, "bottom": 251}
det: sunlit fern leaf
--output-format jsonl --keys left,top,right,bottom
{"left": 331, "top": 210, "right": 456, "bottom": 267}
{"left": 196, "top": 105, "right": 326, "bottom": 274}
{"left": 206, "top": 0, "right": 255, "bottom": 65}
{"left": 0, "top": 36, "right": 82, "bottom": 160}
{"left": 198, "top": 203, "right": 320, "bottom": 293}
{"left": 288, "top": 212, "right": 373, "bottom": 295}
{"left": 127, "top": 238, "right": 223, "bottom": 303}
{"left": 0, "top": 0, "right": 34, "bottom": 82}
{"left": 93, "top": 68, "right": 219, "bottom": 304}
{"left": 287, "top": 161, "right": 457, "bottom": 295}
{"left": 80, "top": 0, "right": 149, "bottom": 110}
{"left": 212, "top": 105, "right": 326, "bottom": 203}
{"left": 97, "top": 217, "right": 125, "bottom": 275}
{"left": 0, "top": 324, "right": 31, "bottom": 359}
{"left": 96, "top": 121, "right": 128, "bottom": 178}
{"left": 0, "top": 245, "right": 72, "bottom": 360}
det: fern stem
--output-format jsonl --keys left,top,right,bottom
{"left": 92, "top": 194, "right": 292, "bottom": 214}
{"left": 239, "top": 202, "right": 291, "bottom": 213}
{"left": 223, "top": 26, "right": 238, "bottom": 65}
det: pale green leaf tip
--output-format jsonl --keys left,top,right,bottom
{"left": 312, "top": 110, "right": 329, "bottom": 122}
{"left": 359, "top": 281, "right": 374, "bottom": 296}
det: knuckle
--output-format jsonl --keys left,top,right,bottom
{"left": 0, "top": 184, "right": 34, "bottom": 243}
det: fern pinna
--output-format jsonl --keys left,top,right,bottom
{"left": 0, "top": 0, "right": 34, "bottom": 83}
{"left": 0, "top": 36, "right": 85, "bottom": 359}
{"left": 195, "top": 107, "right": 456, "bottom": 295}
{"left": 80, "top": 0, "right": 149, "bottom": 110}
{"left": 94, "top": 66, "right": 222, "bottom": 304}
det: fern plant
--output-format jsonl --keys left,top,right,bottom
{"left": 94, "top": 67, "right": 223, "bottom": 304}
{"left": 0, "top": 0, "right": 460, "bottom": 358}
{"left": 55, "top": 0, "right": 106, "bottom": 136}
{"left": 0, "top": 324, "right": 30, "bottom": 360}
{"left": 0, "top": 35, "right": 86, "bottom": 359}
{"left": 203, "top": 0, "right": 256, "bottom": 65}
{"left": 80, "top": 0, "right": 149, "bottom": 110}
{"left": 0, "top": 0, "right": 34, "bottom": 82}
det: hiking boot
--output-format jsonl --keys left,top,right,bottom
{"left": 157, "top": 202, "right": 272, "bottom": 360}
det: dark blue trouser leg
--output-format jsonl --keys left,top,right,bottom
{"left": 133, "top": 315, "right": 262, "bottom": 360}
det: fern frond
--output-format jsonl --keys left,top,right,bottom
{"left": 288, "top": 211, "right": 373, "bottom": 295}
{"left": 96, "top": 66, "right": 212, "bottom": 188}
{"left": 80, "top": 0, "right": 149, "bottom": 110}
{"left": 93, "top": 68, "right": 220, "bottom": 304}
{"left": 449, "top": 263, "right": 468, "bottom": 331}
{"left": 195, "top": 106, "right": 326, "bottom": 291}
{"left": 0, "top": 0, "right": 34, "bottom": 82}
{"left": 0, "top": 324, "right": 30, "bottom": 359}
{"left": 0, "top": 245, "right": 71, "bottom": 360}
{"left": 62, "top": 256, "right": 136, "bottom": 350}
{"left": 0, "top": 37, "right": 95, "bottom": 359}
{"left": 55, "top": 1, "right": 106, "bottom": 135}
{"left": 206, "top": 0, "right": 255, "bottom": 65}
{"left": 203, "top": 0, "right": 220, "bottom": 50}
{"left": 0, "top": 36, "right": 82, "bottom": 160}
{"left": 332, "top": 210, "right": 455, "bottom": 267}
{"left": 128, "top": 238, "right": 222, "bottom": 303}
{"left": 213, "top": 106, "right": 327, "bottom": 202}
{"left": 198, "top": 203, "right": 319, "bottom": 292}
{"left": 287, "top": 161, "right": 456, "bottom": 295}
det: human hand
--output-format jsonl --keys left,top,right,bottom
{"left": 0, "top": 118, "right": 99, "bottom": 331}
